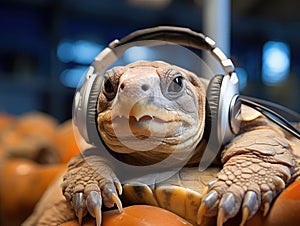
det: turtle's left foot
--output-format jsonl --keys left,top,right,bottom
{"left": 62, "top": 155, "right": 123, "bottom": 226}
{"left": 197, "top": 154, "right": 293, "bottom": 226}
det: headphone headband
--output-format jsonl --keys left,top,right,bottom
{"left": 111, "top": 26, "right": 212, "bottom": 50}
{"left": 94, "top": 26, "right": 236, "bottom": 78}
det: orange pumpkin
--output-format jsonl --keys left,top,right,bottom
{"left": 0, "top": 113, "right": 14, "bottom": 131}
{"left": 0, "top": 112, "right": 84, "bottom": 226}
{"left": 0, "top": 158, "right": 66, "bottom": 225}
{"left": 0, "top": 113, "right": 14, "bottom": 159}
{"left": 0, "top": 146, "right": 4, "bottom": 159}
{"left": 61, "top": 205, "right": 192, "bottom": 226}
{"left": 0, "top": 112, "right": 60, "bottom": 164}
{"left": 13, "top": 112, "right": 58, "bottom": 139}
{"left": 54, "top": 120, "right": 85, "bottom": 163}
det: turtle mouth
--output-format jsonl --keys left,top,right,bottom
{"left": 110, "top": 100, "right": 180, "bottom": 125}
{"left": 130, "top": 115, "right": 166, "bottom": 123}
{"left": 129, "top": 102, "right": 179, "bottom": 123}
{"left": 101, "top": 102, "right": 183, "bottom": 140}
{"left": 114, "top": 110, "right": 181, "bottom": 136}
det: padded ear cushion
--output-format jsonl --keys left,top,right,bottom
{"left": 201, "top": 74, "right": 224, "bottom": 165}
{"left": 206, "top": 75, "right": 224, "bottom": 126}
{"left": 86, "top": 74, "right": 104, "bottom": 145}
{"left": 75, "top": 74, "right": 103, "bottom": 145}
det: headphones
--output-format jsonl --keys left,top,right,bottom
{"left": 74, "top": 26, "right": 300, "bottom": 153}
{"left": 73, "top": 26, "right": 242, "bottom": 149}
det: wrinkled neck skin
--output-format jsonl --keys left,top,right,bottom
{"left": 97, "top": 61, "right": 208, "bottom": 166}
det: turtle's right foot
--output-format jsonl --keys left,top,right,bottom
{"left": 62, "top": 155, "right": 123, "bottom": 226}
{"left": 196, "top": 154, "right": 293, "bottom": 226}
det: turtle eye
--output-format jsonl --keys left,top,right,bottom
{"left": 167, "top": 76, "right": 184, "bottom": 93}
{"left": 103, "top": 79, "right": 116, "bottom": 100}
{"left": 104, "top": 79, "right": 114, "bottom": 93}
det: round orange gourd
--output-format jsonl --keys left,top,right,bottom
{"left": 0, "top": 113, "right": 14, "bottom": 158}
{"left": 0, "top": 159, "right": 66, "bottom": 225}
{"left": 14, "top": 112, "right": 58, "bottom": 138}
{"left": 55, "top": 119, "right": 91, "bottom": 163}
{"left": 0, "top": 147, "right": 4, "bottom": 159}
{"left": 61, "top": 205, "right": 192, "bottom": 226}
{"left": 1, "top": 112, "right": 60, "bottom": 163}
{"left": 0, "top": 113, "right": 14, "bottom": 130}
{"left": 55, "top": 120, "right": 81, "bottom": 163}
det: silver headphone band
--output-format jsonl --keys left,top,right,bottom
{"left": 93, "top": 26, "right": 236, "bottom": 78}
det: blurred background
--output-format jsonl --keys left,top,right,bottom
{"left": 0, "top": 0, "right": 300, "bottom": 121}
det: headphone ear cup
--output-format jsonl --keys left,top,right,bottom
{"left": 86, "top": 75, "right": 103, "bottom": 144}
{"left": 73, "top": 73, "right": 103, "bottom": 145}
{"left": 206, "top": 75, "right": 224, "bottom": 125}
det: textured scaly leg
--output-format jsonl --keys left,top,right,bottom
{"left": 62, "top": 153, "right": 123, "bottom": 225}
{"left": 197, "top": 118, "right": 299, "bottom": 226}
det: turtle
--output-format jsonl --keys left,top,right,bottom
{"left": 23, "top": 60, "right": 300, "bottom": 226}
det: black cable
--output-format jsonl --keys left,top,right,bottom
{"left": 240, "top": 96, "right": 300, "bottom": 139}
{"left": 241, "top": 95, "right": 300, "bottom": 121}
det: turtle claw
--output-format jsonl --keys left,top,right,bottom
{"left": 263, "top": 202, "right": 270, "bottom": 217}
{"left": 240, "top": 191, "right": 262, "bottom": 226}
{"left": 102, "top": 183, "right": 123, "bottom": 211}
{"left": 240, "top": 207, "right": 249, "bottom": 226}
{"left": 196, "top": 201, "right": 207, "bottom": 225}
{"left": 76, "top": 208, "right": 84, "bottom": 226}
{"left": 217, "top": 208, "right": 225, "bottom": 226}
{"left": 202, "top": 179, "right": 217, "bottom": 197}
{"left": 242, "top": 191, "right": 259, "bottom": 219}
{"left": 94, "top": 206, "right": 102, "bottom": 226}
{"left": 197, "top": 190, "right": 218, "bottom": 224}
{"left": 202, "top": 190, "right": 219, "bottom": 209}
{"left": 262, "top": 190, "right": 273, "bottom": 216}
{"left": 111, "top": 192, "right": 123, "bottom": 213}
{"left": 219, "top": 193, "right": 240, "bottom": 222}
{"left": 114, "top": 178, "right": 123, "bottom": 195}
{"left": 86, "top": 191, "right": 102, "bottom": 226}
{"left": 274, "top": 176, "right": 285, "bottom": 190}
{"left": 73, "top": 192, "right": 86, "bottom": 225}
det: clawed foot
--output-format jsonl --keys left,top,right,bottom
{"left": 197, "top": 154, "right": 291, "bottom": 226}
{"left": 62, "top": 156, "right": 123, "bottom": 225}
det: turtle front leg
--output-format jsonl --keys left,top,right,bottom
{"left": 197, "top": 121, "right": 299, "bottom": 226}
{"left": 62, "top": 152, "right": 123, "bottom": 225}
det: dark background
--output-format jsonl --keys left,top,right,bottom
{"left": 1, "top": 0, "right": 300, "bottom": 122}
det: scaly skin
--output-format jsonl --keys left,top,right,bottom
{"left": 197, "top": 117, "right": 300, "bottom": 226}
{"left": 24, "top": 61, "right": 300, "bottom": 226}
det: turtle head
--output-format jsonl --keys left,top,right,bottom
{"left": 96, "top": 61, "right": 207, "bottom": 158}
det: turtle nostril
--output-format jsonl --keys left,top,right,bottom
{"left": 142, "top": 84, "right": 150, "bottom": 91}
{"left": 120, "top": 83, "right": 125, "bottom": 90}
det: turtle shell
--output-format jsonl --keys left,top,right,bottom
{"left": 121, "top": 167, "right": 220, "bottom": 225}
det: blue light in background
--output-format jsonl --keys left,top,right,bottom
{"left": 123, "top": 46, "right": 156, "bottom": 63}
{"left": 73, "top": 40, "right": 103, "bottom": 64}
{"left": 60, "top": 66, "right": 89, "bottom": 88}
{"left": 235, "top": 67, "right": 247, "bottom": 90}
{"left": 57, "top": 40, "right": 103, "bottom": 64}
{"left": 57, "top": 40, "right": 74, "bottom": 63}
{"left": 262, "top": 41, "right": 290, "bottom": 86}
